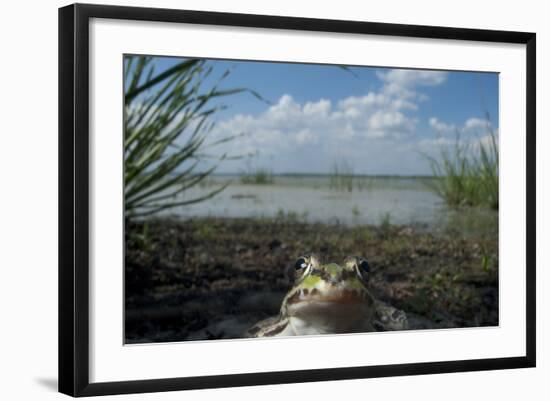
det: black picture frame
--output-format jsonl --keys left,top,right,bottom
{"left": 58, "top": 3, "right": 536, "bottom": 397}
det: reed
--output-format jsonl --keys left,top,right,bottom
{"left": 425, "top": 117, "right": 498, "bottom": 209}
{"left": 329, "top": 161, "right": 354, "bottom": 192}
{"left": 240, "top": 168, "right": 274, "bottom": 185}
{"left": 124, "top": 56, "right": 262, "bottom": 219}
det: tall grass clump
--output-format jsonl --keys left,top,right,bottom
{"left": 425, "top": 117, "right": 498, "bottom": 209}
{"left": 124, "top": 56, "right": 261, "bottom": 219}
{"left": 239, "top": 151, "right": 274, "bottom": 185}
{"left": 329, "top": 161, "right": 354, "bottom": 192}
{"left": 329, "top": 161, "right": 370, "bottom": 192}
{"left": 240, "top": 168, "right": 274, "bottom": 185}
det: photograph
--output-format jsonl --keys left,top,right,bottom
{"left": 123, "top": 55, "right": 500, "bottom": 344}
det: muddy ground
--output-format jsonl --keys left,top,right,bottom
{"left": 125, "top": 216, "right": 498, "bottom": 343}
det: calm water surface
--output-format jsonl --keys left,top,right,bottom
{"left": 160, "top": 175, "right": 497, "bottom": 234}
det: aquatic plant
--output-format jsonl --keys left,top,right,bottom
{"left": 240, "top": 168, "right": 274, "bottom": 185}
{"left": 351, "top": 226, "right": 373, "bottom": 244}
{"left": 124, "top": 55, "right": 263, "bottom": 219}
{"left": 329, "top": 161, "right": 370, "bottom": 192}
{"left": 239, "top": 151, "right": 274, "bottom": 185}
{"left": 374, "top": 212, "right": 393, "bottom": 240}
{"left": 425, "top": 115, "right": 499, "bottom": 210}
{"left": 274, "top": 208, "right": 309, "bottom": 223}
{"left": 329, "top": 161, "right": 354, "bottom": 192}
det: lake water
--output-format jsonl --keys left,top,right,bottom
{"left": 160, "top": 175, "right": 497, "bottom": 234}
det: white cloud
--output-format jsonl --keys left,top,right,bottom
{"left": 375, "top": 69, "right": 448, "bottom": 110}
{"left": 429, "top": 117, "right": 456, "bottom": 134}
{"left": 422, "top": 116, "right": 498, "bottom": 154}
{"left": 464, "top": 117, "right": 490, "bottom": 131}
{"left": 204, "top": 68, "right": 450, "bottom": 174}
{"left": 213, "top": 91, "right": 417, "bottom": 153}
{"left": 295, "top": 128, "right": 317, "bottom": 145}
{"left": 376, "top": 69, "right": 448, "bottom": 88}
{"left": 429, "top": 116, "right": 494, "bottom": 137}
{"left": 417, "top": 136, "right": 455, "bottom": 148}
{"left": 303, "top": 98, "right": 331, "bottom": 116}
{"left": 368, "top": 110, "right": 416, "bottom": 138}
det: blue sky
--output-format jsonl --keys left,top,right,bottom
{"left": 147, "top": 56, "right": 499, "bottom": 175}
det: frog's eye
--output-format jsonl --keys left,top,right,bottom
{"left": 294, "top": 257, "right": 308, "bottom": 270}
{"left": 356, "top": 259, "right": 370, "bottom": 281}
{"left": 359, "top": 260, "right": 370, "bottom": 273}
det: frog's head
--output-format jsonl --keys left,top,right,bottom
{"left": 281, "top": 254, "right": 375, "bottom": 333}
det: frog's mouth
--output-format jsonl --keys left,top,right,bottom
{"left": 286, "top": 289, "right": 372, "bottom": 321}
{"left": 286, "top": 293, "right": 373, "bottom": 333}
{"left": 288, "top": 288, "right": 368, "bottom": 306}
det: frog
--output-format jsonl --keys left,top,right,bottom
{"left": 245, "top": 253, "right": 408, "bottom": 337}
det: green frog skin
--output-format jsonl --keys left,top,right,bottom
{"left": 246, "top": 254, "right": 408, "bottom": 337}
